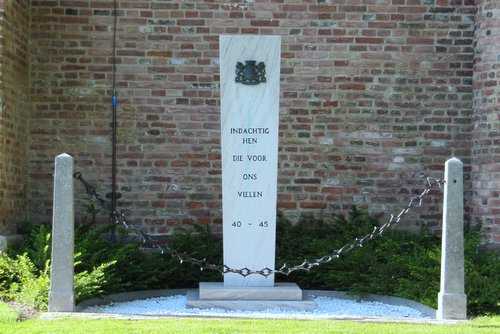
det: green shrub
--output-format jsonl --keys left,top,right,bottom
{"left": 463, "top": 224, "right": 500, "bottom": 316}
{"left": 74, "top": 253, "right": 116, "bottom": 302}
{"left": 3, "top": 207, "right": 499, "bottom": 316}
{"left": 1, "top": 225, "right": 116, "bottom": 310}
{"left": 275, "top": 208, "right": 499, "bottom": 316}
{"left": 72, "top": 222, "right": 221, "bottom": 293}
{"left": 2, "top": 220, "right": 219, "bottom": 311}
{"left": 1, "top": 225, "right": 52, "bottom": 309}
{"left": 0, "top": 252, "right": 17, "bottom": 293}
{"left": 6, "top": 253, "right": 50, "bottom": 310}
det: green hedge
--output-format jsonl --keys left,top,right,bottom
{"left": 1, "top": 207, "right": 499, "bottom": 316}
{"left": 275, "top": 208, "right": 499, "bottom": 316}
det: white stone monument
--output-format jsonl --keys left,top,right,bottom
{"left": 187, "top": 35, "right": 313, "bottom": 310}
{"left": 220, "top": 35, "right": 281, "bottom": 287}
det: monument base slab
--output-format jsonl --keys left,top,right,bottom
{"left": 199, "top": 282, "right": 302, "bottom": 300}
{"left": 437, "top": 292, "right": 467, "bottom": 320}
{"left": 186, "top": 282, "right": 315, "bottom": 311}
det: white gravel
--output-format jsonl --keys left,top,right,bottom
{"left": 84, "top": 294, "right": 430, "bottom": 319}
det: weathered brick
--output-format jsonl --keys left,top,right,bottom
{"left": 0, "top": 0, "right": 494, "bottom": 247}
{"left": 0, "top": 0, "right": 30, "bottom": 235}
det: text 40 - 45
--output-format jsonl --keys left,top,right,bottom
{"left": 231, "top": 220, "right": 269, "bottom": 227}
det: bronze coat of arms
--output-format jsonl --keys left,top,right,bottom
{"left": 235, "top": 60, "right": 266, "bottom": 85}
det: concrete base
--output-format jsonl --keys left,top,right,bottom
{"left": 437, "top": 292, "right": 467, "bottom": 320}
{"left": 186, "top": 282, "right": 315, "bottom": 311}
{"left": 48, "top": 290, "right": 75, "bottom": 312}
{"left": 0, "top": 234, "right": 23, "bottom": 251}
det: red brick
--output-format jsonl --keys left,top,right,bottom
{"left": 146, "top": 51, "right": 172, "bottom": 57}
{"left": 0, "top": 0, "right": 493, "bottom": 249}
{"left": 339, "top": 83, "right": 366, "bottom": 90}
{"left": 250, "top": 20, "right": 279, "bottom": 27}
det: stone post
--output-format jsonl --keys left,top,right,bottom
{"left": 48, "top": 153, "right": 75, "bottom": 312}
{"left": 437, "top": 157, "right": 467, "bottom": 320}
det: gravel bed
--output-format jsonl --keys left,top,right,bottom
{"left": 84, "top": 294, "right": 430, "bottom": 319}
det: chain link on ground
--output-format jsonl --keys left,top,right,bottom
{"left": 73, "top": 172, "right": 443, "bottom": 277}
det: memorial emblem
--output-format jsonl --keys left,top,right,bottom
{"left": 235, "top": 60, "right": 266, "bottom": 85}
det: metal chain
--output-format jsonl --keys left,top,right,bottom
{"left": 73, "top": 172, "right": 112, "bottom": 212}
{"left": 273, "top": 177, "right": 443, "bottom": 276}
{"left": 73, "top": 172, "right": 443, "bottom": 277}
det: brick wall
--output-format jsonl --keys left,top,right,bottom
{"left": 26, "top": 1, "right": 480, "bottom": 239}
{"left": 0, "top": 0, "right": 30, "bottom": 235}
{"left": 29, "top": 0, "right": 116, "bottom": 225}
{"left": 472, "top": 0, "right": 500, "bottom": 249}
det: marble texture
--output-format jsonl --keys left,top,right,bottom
{"left": 48, "top": 153, "right": 75, "bottom": 312}
{"left": 219, "top": 35, "right": 281, "bottom": 287}
{"left": 437, "top": 157, "right": 467, "bottom": 320}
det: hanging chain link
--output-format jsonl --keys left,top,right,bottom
{"left": 73, "top": 172, "right": 443, "bottom": 277}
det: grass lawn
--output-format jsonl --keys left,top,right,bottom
{"left": 1, "top": 302, "right": 499, "bottom": 334}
